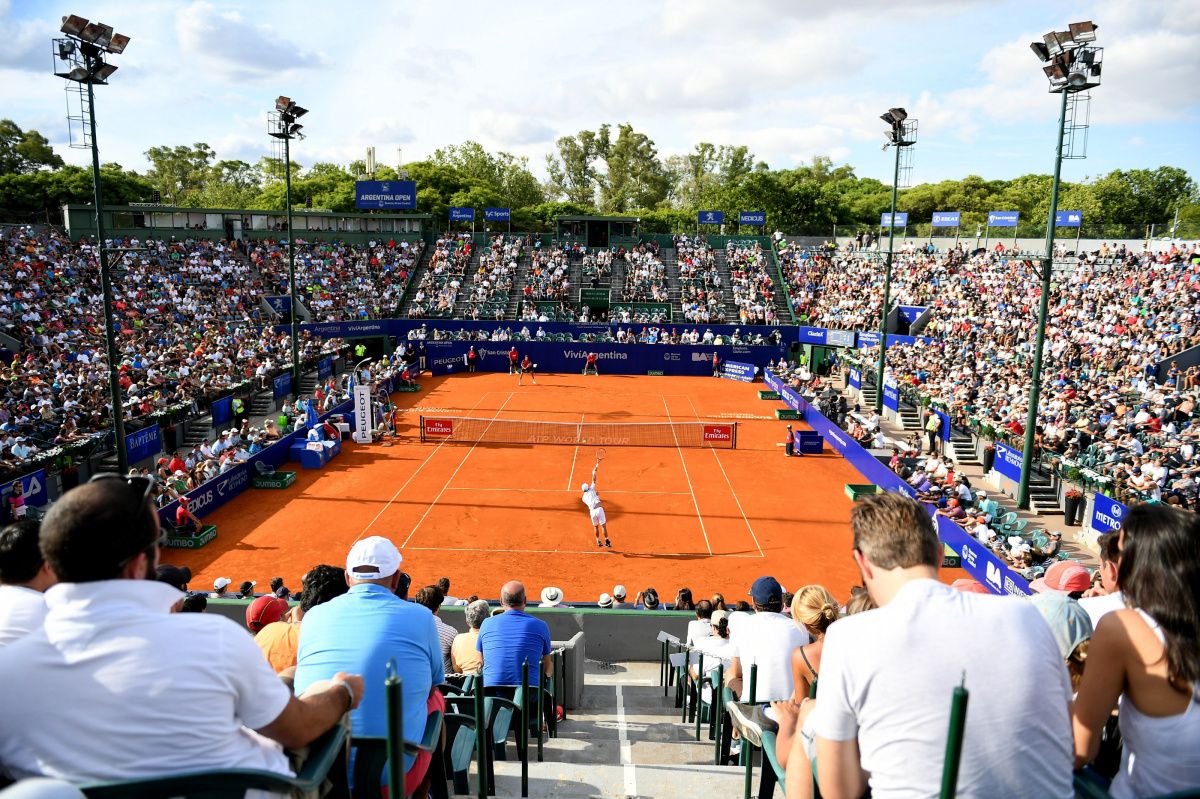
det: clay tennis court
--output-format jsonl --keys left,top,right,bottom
{"left": 165, "top": 373, "right": 874, "bottom": 602}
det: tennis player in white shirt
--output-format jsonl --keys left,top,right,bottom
{"left": 581, "top": 455, "right": 612, "bottom": 549}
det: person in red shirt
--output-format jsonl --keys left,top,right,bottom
{"left": 174, "top": 496, "right": 201, "bottom": 536}
{"left": 508, "top": 347, "right": 520, "bottom": 375}
{"left": 583, "top": 352, "right": 599, "bottom": 376}
{"left": 167, "top": 452, "right": 187, "bottom": 475}
{"left": 518, "top": 355, "right": 537, "bottom": 386}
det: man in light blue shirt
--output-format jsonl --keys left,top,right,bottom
{"left": 295, "top": 536, "right": 443, "bottom": 773}
{"left": 476, "top": 581, "right": 551, "bottom": 687}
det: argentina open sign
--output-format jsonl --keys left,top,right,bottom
{"left": 355, "top": 180, "right": 416, "bottom": 210}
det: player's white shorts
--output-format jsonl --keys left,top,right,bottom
{"left": 590, "top": 507, "right": 607, "bottom": 526}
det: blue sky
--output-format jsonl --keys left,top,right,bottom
{"left": 3, "top": 0, "right": 1197, "bottom": 186}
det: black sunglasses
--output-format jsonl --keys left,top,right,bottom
{"left": 88, "top": 473, "right": 166, "bottom": 566}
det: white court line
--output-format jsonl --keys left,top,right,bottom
{"left": 402, "top": 545, "right": 764, "bottom": 558}
{"left": 615, "top": 685, "right": 637, "bottom": 798}
{"left": 661, "top": 395, "right": 712, "bottom": 555}
{"left": 685, "top": 394, "right": 765, "bottom": 558}
{"left": 402, "top": 392, "right": 514, "bottom": 548}
{"left": 443, "top": 487, "right": 690, "bottom": 495}
{"left": 355, "top": 391, "right": 494, "bottom": 543}
{"left": 566, "top": 412, "right": 585, "bottom": 490}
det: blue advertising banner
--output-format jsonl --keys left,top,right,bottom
{"left": 355, "top": 180, "right": 417, "bottom": 210}
{"left": 484, "top": 207, "right": 511, "bottom": 222}
{"left": 125, "top": 424, "right": 161, "bottom": 464}
{"left": 931, "top": 211, "right": 961, "bottom": 227}
{"left": 1055, "top": 210, "right": 1083, "bottom": 228}
{"left": 739, "top": 211, "right": 765, "bottom": 226}
{"left": 318, "top": 357, "right": 333, "bottom": 380}
{"left": 266, "top": 295, "right": 292, "bottom": 316}
{"left": 762, "top": 372, "right": 1029, "bottom": 596}
{"left": 1090, "top": 493, "right": 1129, "bottom": 535}
{"left": 882, "top": 383, "right": 900, "bottom": 411}
{"left": 211, "top": 395, "right": 234, "bottom": 426}
{"left": 855, "top": 331, "right": 936, "bottom": 350}
{"left": 273, "top": 372, "right": 293, "bottom": 399}
{"left": 880, "top": 212, "right": 909, "bottom": 227}
{"left": 425, "top": 341, "right": 784, "bottom": 378}
{"left": 449, "top": 207, "right": 475, "bottom": 222}
{"left": 848, "top": 367, "right": 861, "bottom": 389}
{"left": 698, "top": 210, "right": 724, "bottom": 225}
{"left": 898, "top": 305, "right": 925, "bottom": 324}
{"left": 798, "top": 326, "right": 827, "bottom": 345}
{"left": 988, "top": 211, "right": 1020, "bottom": 227}
{"left": 720, "top": 360, "right": 757, "bottom": 382}
{"left": 1, "top": 469, "right": 49, "bottom": 522}
{"left": 994, "top": 441, "right": 1024, "bottom": 482}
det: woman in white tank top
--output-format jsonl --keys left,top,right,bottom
{"left": 1072, "top": 504, "right": 1200, "bottom": 798}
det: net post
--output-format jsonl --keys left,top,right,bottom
{"left": 419, "top": 415, "right": 425, "bottom": 443}
{"left": 732, "top": 421, "right": 738, "bottom": 449}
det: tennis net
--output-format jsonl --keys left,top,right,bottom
{"left": 419, "top": 416, "right": 737, "bottom": 448}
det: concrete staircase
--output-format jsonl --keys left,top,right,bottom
{"left": 398, "top": 244, "right": 436, "bottom": 317}
{"left": 949, "top": 434, "right": 981, "bottom": 466}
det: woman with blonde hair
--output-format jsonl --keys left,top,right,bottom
{"left": 789, "top": 585, "right": 840, "bottom": 702}
{"left": 711, "top": 592, "right": 727, "bottom": 611}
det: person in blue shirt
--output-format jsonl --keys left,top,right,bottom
{"left": 294, "top": 536, "right": 443, "bottom": 793}
{"left": 476, "top": 581, "right": 552, "bottom": 688}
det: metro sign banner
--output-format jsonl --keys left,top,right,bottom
{"left": 424, "top": 418, "right": 454, "bottom": 436}
{"left": 702, "top": 424, "right": 733, "bottom": 443}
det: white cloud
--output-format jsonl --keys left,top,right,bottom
{"left": 175, "top": 2, "right": 327, "bottom": 80}
{"left": 469, "top": 112, "right": 555, "bottom": 147}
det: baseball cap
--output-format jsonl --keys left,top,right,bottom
{"left": 749, "top": 576, "right": 783, "bottom": 605}
{"left": 1029, "top": 560, "right": 1092, "bottom": 595}
{"left": 239, "top": 580, "right": 257, "bottom": 595}
{"left": 346, "top": 536, "right": 402, "bottom": 580}
{"left": 246, "top": 595, "right": 289, "bottom": 632}
{"left": 1030, "top": 593, "right": 1094, "bottom": 659}
{"left": 951, "top": 578, "right": 990, "bottom": 595}
{"left": 213, "top": 576, "right": 232, "bottom": 591}
{"left": 710, "top": 609, "right": 730, "bottom": 627}
{"left": 155, "top": 564, "right": 192, "bottom": 591}
{"left": 612, "top": 584, "right": 627, "bottom": 600}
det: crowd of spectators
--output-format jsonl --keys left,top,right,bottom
{"left": 249, "top": 237, "right": 423, "bottom": 322}
{"left": 674, "top": 234, "right": 729, "bottom": 324}
{"left": 0, "top": 226, "right": 343, "bottom": 472}
{"left": 405, "top": 321, "right": 782, "bottom": 347}
{"left": 620, "top": 241, "right": 668, "bottom": 303}
{"left": 726, "top": 241, "right": 780, "bottom": 326}
{"left": 465, "top": 235, "right": 521, "bottom": 321}
{"left": 520, "top": 241, "right": 576, "bottom": 321}
{"left": 407, "top": 233, "right": 472, "bottom": 318}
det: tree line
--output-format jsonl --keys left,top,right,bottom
{"left": 1, "top": 118, "right": 1197, "bottom": 237}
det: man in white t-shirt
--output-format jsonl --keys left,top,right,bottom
{"left": 580, "top": 461, "right": 611, "bottom": 549}
{"left": 1078, "top": 531, "right": 1124, "bottom": 629}
{"left": 0, "top": 520, "right": 56, "bottom": 646}
{"left": 810, "top": 493, "right": 1074, "bottom": 799}
{"left": 685, "top": 600, "right": 714, "bottom": 647}
{"left": 0, "top": 477, "right": 364, "bottom": 790}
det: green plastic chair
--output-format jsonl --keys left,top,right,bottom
{"left": 759, "top": 729, "right": 788, "bottom": 796}
{"left": 80, "top": 721, "right": 348, "bottom": 799}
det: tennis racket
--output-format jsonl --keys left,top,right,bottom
{"left": 595, "top": 448, "right": 606, "bottom": 463}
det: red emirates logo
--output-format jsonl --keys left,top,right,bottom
{"left": 424, "top": 419, "right": 454, "bottom": 436}
{"left": 703, "top": 424, "right": 732, "bottom": 441}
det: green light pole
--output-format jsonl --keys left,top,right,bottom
{"left": 874, "top": 108, "right": 915, "bottom": 414}
{"left": 1017, "top": 21, "right": 1102, "bottom": 509}
{"left": 54, "top": 15, "right": 131, "bottom": 472}
{"left": 269, "top": 97, "right": 308, "bottom": 391}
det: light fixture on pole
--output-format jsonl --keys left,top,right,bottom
{"left": 1017, "top": 21, "right": 1102, "bottom": 510}
{"left": 269, "top": 96, "right": 308, "bottom": 393}
{"left": 873, "top": 107, "right": 917, "bottom": 414}
{"left": 53, "top": 14, "right": 133, "bottom": 473}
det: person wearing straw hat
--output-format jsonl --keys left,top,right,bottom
{"left": 539, "top": 586, "right": 565, "bottom": 607}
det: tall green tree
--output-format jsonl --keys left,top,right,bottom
{"left": 0, "top": 120, "right": 64, "bottom": 175}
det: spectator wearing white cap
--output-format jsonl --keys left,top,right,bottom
{"left": 209, "top": 577, "right": 234, "bottom": 599}
{"left": 294, "top": 536, "right": 444, "bottom": 796}
{"left": 611, "top": 585, "right": 629, "bottom": 609}
{"left": 538, "top": 587, "right": 565, "bottom": 608}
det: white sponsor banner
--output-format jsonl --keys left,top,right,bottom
{"left": 353, "top": 384, "right": 374, "bottom": 443}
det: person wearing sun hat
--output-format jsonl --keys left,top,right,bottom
{"left": 1030, "top": 560, "right": 1092, "bottom": 599}
{"left": 1030, "top": 593, "right": 1093, "bottom": 693}
{"left": 539, "top": 586, "right": 565, "bottom": 607}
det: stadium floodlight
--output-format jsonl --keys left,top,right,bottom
{"left": 60, "top": 14, "right": 89, "bottom": 36}
{"left": 268, "top": 96, "right": 307, "bottom": 391}
{"left": 879, "top": 108, "right": 907, "bottom": 127}
{"left": 106, "top": 33, "right": 130, "bottom": 54}
{"left": 1069, "top": 21, "right": 1097, "bottom": 43}
{"left": 52, "top": 14, "right": 131, "bottom": 472}
{"left": 79, "top": 21, "right": 114, "bottom": 48}
{"left": 1017, "top": 19, "right": 1103, "bottom": 511}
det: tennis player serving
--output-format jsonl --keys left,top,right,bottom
{"left": 581, "top": 449, "right": 611, "bottom": 548}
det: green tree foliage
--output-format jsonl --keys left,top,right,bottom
{"left": 0, "top": 120, "right": 64, "bottom": 175}
{"left": 0, "top": 165, "right": 153, "bottom": 223}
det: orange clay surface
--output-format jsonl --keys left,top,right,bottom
{"left": 166, "top": 373, "right": 925, "bottom": 604}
